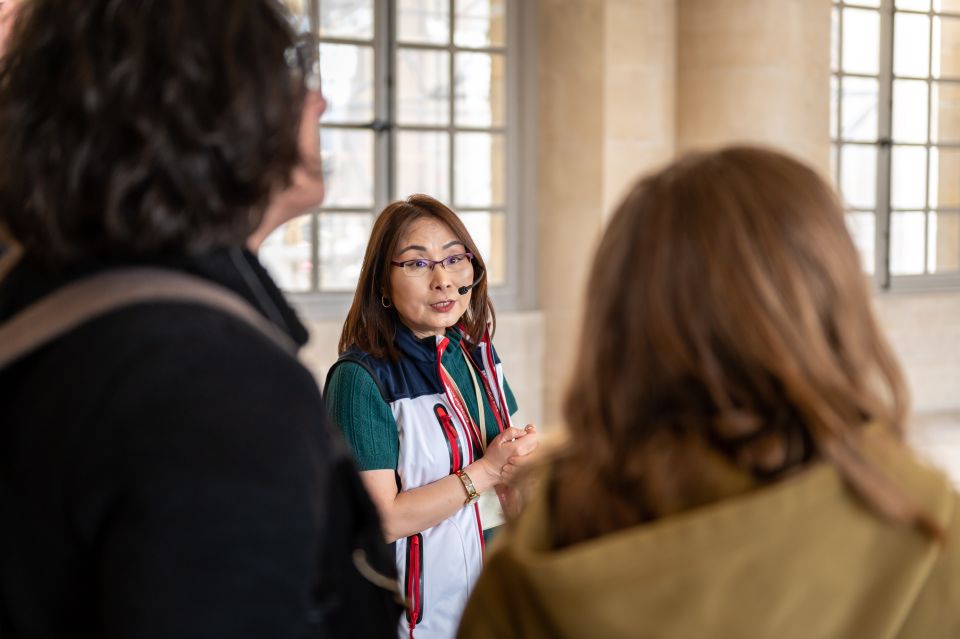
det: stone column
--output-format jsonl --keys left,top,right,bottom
{"left": 676, "top": 0, "right": 832, "bottom": 175}
{"left": 537, "top": 0, "right": 676, "bottom": 429}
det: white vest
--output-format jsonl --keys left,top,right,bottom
{"left": 333, "top": 327, "right": 512, "bottom": 639}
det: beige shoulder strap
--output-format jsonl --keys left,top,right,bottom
{"left": 0, "top": 260, "right": 298, "bottom": 371}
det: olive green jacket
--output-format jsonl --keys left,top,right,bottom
{"left": 459, "top": 433, "right": 960, "bottom": 639}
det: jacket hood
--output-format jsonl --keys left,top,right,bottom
{"left": 465, "top": 428, "right": 958, "bottom": 639}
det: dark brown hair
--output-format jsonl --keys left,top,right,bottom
{"left": 552, "top": 145, "right": 938, "bottom": 547}
{"left": 339, "top": 194, "right": 495, "bottom": 361}
{"left": 0, "top": 0, "right": 304, "bottom": 268}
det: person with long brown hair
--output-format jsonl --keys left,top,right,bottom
{"left": 459, "top": 146, "right": 960, "bottom": 639}
{"left": 326, "top": 194, "right": 538, "bottom": 638}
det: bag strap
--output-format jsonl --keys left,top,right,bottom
{"left": 0, "top": 262, "right": 298, "bottom": 371}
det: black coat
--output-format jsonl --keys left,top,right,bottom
{"left": 0, "top": 248, "right": 400, "bottom": 638}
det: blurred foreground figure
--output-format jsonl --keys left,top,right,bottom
{"left": 460, "top": 147, "right": 960, "bottom": 639}
{"left": 0, "top": 1, "right": 398, "bottom": 637}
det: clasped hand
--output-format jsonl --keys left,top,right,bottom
{"left": 477, "top": 424, "right": 539, "bottom": 486}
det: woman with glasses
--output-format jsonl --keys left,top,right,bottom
{"left": 326, "top": 194, "right": 539, "bottom": 638}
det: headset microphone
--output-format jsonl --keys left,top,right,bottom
{"left": 458, "top": 269, "right": 486, "bottom": 296}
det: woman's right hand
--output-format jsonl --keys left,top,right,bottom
{"left": 474, "top": 427, "right": 538, "bottom": 488}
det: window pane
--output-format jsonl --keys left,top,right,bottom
{"left": 321, "top": 128, "right": 375, "bottom": 207}
{"left": 320, "top": 0, "right": 374, "bottom": 40}
{"left": 320, "top": 44, "right": 374, "bottom": 124}
{"left": 455, "top": 132, "right": 505, "bottom": 207}
{"left": 929, "top": 211, "right": 960, "bottom": 272}
{"left": 454, "top": 0, "right": 507, "bottom": 48}
{"left": 894, "top": 13, "right": 931, "bottom": 77}
{"left": 398, "top": 0, "right": 450, "bottom": 44}
{"left": 931, "top": 82, "right": 960, "bottom": 143}
{"left": 458, "top": 211, "right": 506, "bottom": 285}
{"left": 396, "top": 130, "right": 450, "bottom": 201}
{"left": 845, "top": 211, "right": 876, "bottom": 275}
{"left": 841, "top": 76, "right": 878, "bottom": 141}
{"left": 929, "top": 147, "right": 960, "bottom": 207}
{"left": 892, "top": 79, "right": 930, "bottom": 142}
{"left": 832, "top": 8, "right": 840, "bottom": 73}
{"left": 259, "top": 214, "right": 313, "bottom": 292}
{"left": 891, "top": 211, "right": 927, "bottom": 275}
{"left": 932, "top": 17, "right": 960, "bottom": 78}
{"left": 840, "top": 144, "right": 877, "bottom": 208}
{"left": 455, "top": 52, "right": 506, "bottom": 127}
{"left": 891, "top": 145, "right": 928, "bottom": 209}
{"left": 843, "top": 9, "right": 880, "bottom": 75}
{"left": 319, "top": 213, "right": 373, "bottom": 291}
{"left": 897, "top": 0, "right": 931, "bottom": 9}
{"left": 397, "top": 48, "right": 450, "bottom": 126}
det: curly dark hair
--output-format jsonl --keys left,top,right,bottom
{"left": 0, "top": 0, "right": 306, "bottom": 267}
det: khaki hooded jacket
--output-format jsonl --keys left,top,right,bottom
{"left": 459, "top": 429, "right": 960, "bottom": 639}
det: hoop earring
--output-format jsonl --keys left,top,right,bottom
{"left": 381, "top": 296, "right": 392, "bottom": 308}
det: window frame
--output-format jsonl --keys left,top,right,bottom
{"left": 286, "top": 0, "right": 537, "bottom": 318}
{"left": 832, "top": 0, "right": 960, "bottom": 292}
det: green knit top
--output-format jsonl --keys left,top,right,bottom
{"left": 327, "top": 335, "right": 518, "bottom": 472}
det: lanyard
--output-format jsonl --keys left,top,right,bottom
{"left": 438, "top": 354, "right": 486, "bottom": 456}
{"left": 458, "top": 338, "right": 510, "bottom": 435}
{"left": 437, "top": 333, "right": 512, "bottom": 458}
{"left": 461, "top": 348, "right": 487, "bottom": 442}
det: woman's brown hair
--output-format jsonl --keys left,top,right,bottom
{"left": 552, "top": 145, "right": 939, "bottom": 547}
{"left": 339, "top": 194, "right": 495, "bottom": 361}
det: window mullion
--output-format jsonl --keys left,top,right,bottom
{"left": 835, "top": 2, "right": 843, "bottom": 192}
{"left": 448, "top": 0, "right": 456, "bottom": 208}
{"left": 924, "top": 9, "right": 934, "bottom": 274}
{"left": 309, "top": 0, "right": 320, "bottom": 35}
{"left": 375, "top": 0, "right": 395, "bottom": 210}
{"left": 310, "top": 0, "right": 321, "bottom": 292}
{"left": 876, "top": 0, "right": 895, "bottom": 289}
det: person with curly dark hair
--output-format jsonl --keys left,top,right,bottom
{"left": 0, "top": 1, "right": 399, "bottom": 637}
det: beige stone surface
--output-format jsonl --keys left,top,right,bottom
{"left": 536, "top": 0, "right": 678, "bottom": 428}
{"left": 537, "top": 0, "right": 607, "bottom": 429}
{"left": 874, "top": 292, "right": 960, "bottom": 413}
{"left": 602, "top": 0, "right": 676, "bottom": 214}
{"left": 677, "top": 0, "right": 831, "bottom": 174}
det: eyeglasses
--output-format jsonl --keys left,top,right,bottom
{"left": 285, "top": 33, "right": 321, "bottom": 93}
{"left": 391, "top": 253, "right": 474, "bottom": 277}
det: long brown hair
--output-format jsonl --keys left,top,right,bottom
{"left": 552, "top": 146, "right": 938, "bottom": 547}
{"left": 339, "top": 194, "right": 495, "bottom": 361}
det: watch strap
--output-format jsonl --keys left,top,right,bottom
{"left": 455, "top": 469, "right": 479, "bottom": 505}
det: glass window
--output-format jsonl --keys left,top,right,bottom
{"left": 260, "top": 0, "right": 520, "bottom": 301}
{"left": 832, "top": 0, "right": 960, "bottom": 287}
